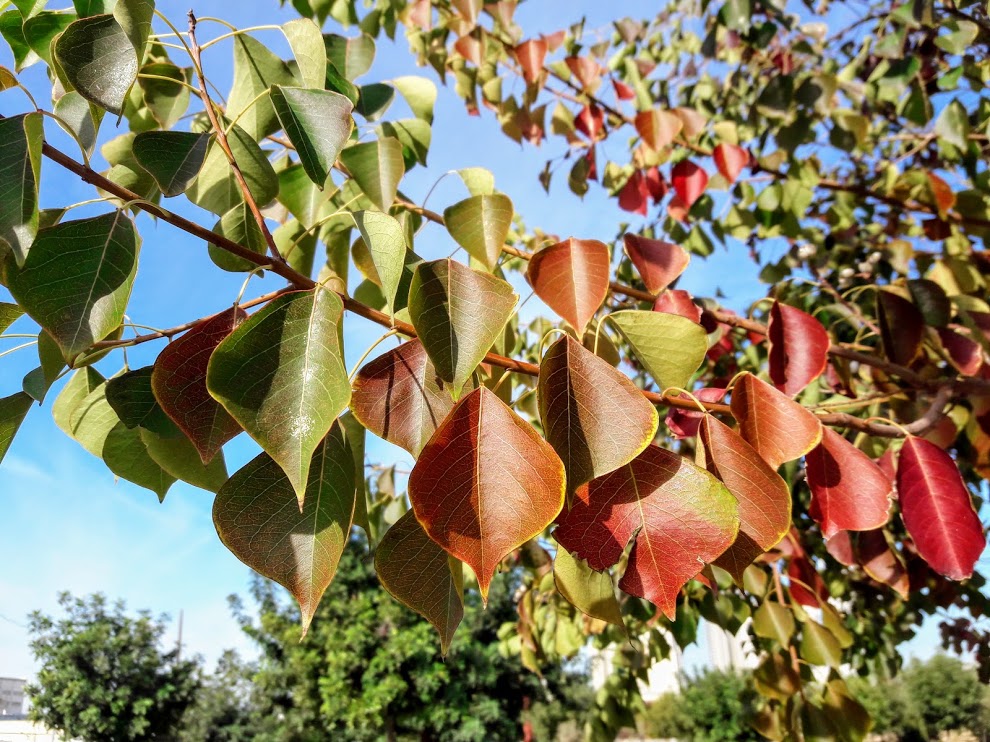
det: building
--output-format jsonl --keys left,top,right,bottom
{"left": 0, "top": 679, "right": 24, "bottom": 719}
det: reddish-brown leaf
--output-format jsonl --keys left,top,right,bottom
{"left": 667, "top": 195, "right": 690, "bottom": 222}
{"left": 574, "top": 104, "right": 604, "bottom": 140}
{"left": 407, "top": 0, "right": 432, "bottom": 29}
{"left": 653, "top": 289, "right": 702, "bottom": 323}
{"left": 618, "top": 171, "right": 649, "bottom": 215}
{"left": 730, "top": 372, "right": 822, "bottom": 469}
{"left": 855, "top": 529, "right": 909, "bottom": 599}
{"left": 926, "top": 172, "right": 956, "bottom": 215}
{"left": 408, "top": 386, "right": 565, "bottom": 600}
{"left": 454, "top": 35, "right": 482, "bottom": 66}
{"left": 673, "top": 107, "right": 706, "bottom": 138}
{"left": 897, "top": 436, "right": 985, "bottom": 580}
{"left": 877, "top": 290, "right": 924, "bottom": 367}
{"left": 350, "top": 340, "right": 455, "bottom": 457}
{"left": 938, "top": 327, "right": 983, "bottom": 376}
{"left": 806, "top": 426, "right": 893, "bottom": 539}
{"left": 671, "top": 160, "right": 708, "bottom": 209}
{"left": 565, "top": 56, "right": 602, "bottom": 92}
{"left": 555, "top": 444, "right": 738, "bottom": 618}
{"left": 634, "top": 109, "right": 682, "bottom": 152}
{"left": 539, "top": 335, "right": 658, "bottom": 489}
{"left": 665, "top": 387, "right": 725, "bottom": 439}
{"left": 713, "top": 143, "right": 748, "bottom": 184}
{"left": 767, "top": 301, "right": 830, "bottom": 396}
{"left": 784, "top": 530, "right": 830, "bottom": 607}
{"left": 542, "top": 30, "right": 565, "bottom": 51}
{"left": 825, "top": 530, "right": 856, "bottom": 566}
{"left": 701, "top": 416, "right": 791, "bottom": 582}
{"left": 527, "top": 237, "right": 610, "bottom": 335}
{"left": 644, "top": 167, "right": 667, "bottom": 202}
{"left": 151, "top": 306, "right": 246, "bottom": 464}
{"left": 514, "top": 39, "right": 547, "bottom": 85}
{"left": 613, "top": 78, "right": 635, "bottom": 101}
{"left": 623, "top": 234, "right": 690, "bottom": 295}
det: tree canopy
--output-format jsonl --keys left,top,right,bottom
{"left": 2, "top": 0, "right": 990, "bottom": 738}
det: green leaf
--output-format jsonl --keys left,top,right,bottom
{"left": 67, "top": 377, "right": 120, "bottom": 456}
{"left": 607, "top": 310, "right": 709, "bottom": 390}
{"left": 54, "top": 14, "right": 138, "bottom": 116}
{"left": 0, "top": 302, "right": 24, "bottom": 334}
{"left": 139, "top": 427, "right": 228, "bottom": 493}
{"left": 408, "top": 258, "right": 517, "bottom": 399}
{"left": 214, "top": 421, "right": 355, "bottom": 633}
{"left": 392, "top": 75, "right": 436, "bottom": 124}
{"left": 443, "top": 194, "right": 513, "bottom": 271}
{"left": 352, "top": 210, "right": 406, "bottom": 315}
{"left": 207, "top": 203, "right": 266, "bottom": 273}
{"left": 132, "top": 131, "right": 209, "bottom": 197}
{"left": 207, "top": 289, "right": 351, "bottom": 505}
{"left": 53, "top": 91, "right": 104, "bottom": 158}
{"left": 457, "top": 167, "right": 495, "bottom": 196}
{"left": 800, "top": 621, "right": 843, "bottom": 667}
{"left": 22, "top": 10, "right": 77, "bottom": 65}
{"left": 112, "top": 0, "right": 152, "bottom": 61}
{"left": 0, "top": 113, "right": 43, "bottom": 266}
{"left": 274, "top": 219, "right": 318, "bottom": 277}
{"left": 338, "top": 409, "right": 368, "bottom": 533}
{"left": 324, "top": 32, "right": 374, "bottom": 80}
{"left": 283, "top": 17, "right": 326, "bottom": 89}
{"left": 102, "top": 422, "right": 176, "bottom": 501}
{"left": 6, "top": 212, "right": 139, "bottom": 359}
{"left": 270, "top": 85, "right": 354, "bottom": 188}
{"left": 23, "top": 331, "right": 67, "bottom": 403}
{"left": 52, "top": 367, "right": 104, "bottom": 436}
{"left": 0, "top": 392, "right": 33, "bottom": 465}
{"left": 0, "top": 11, "right": 40, "bottom": 71}
{"left": 375, "top": 510, "right": 464, "bottom": 654}
{"left": 553, "top": 542, "right": 623, "bottom": 627}
{"left": 935, "top": 19, "right": 978, "bottom": 55}
{"left": 753, "top": 600, "right": 795, "bottom": 645}
{"left": 378, "top": 118, "right": 430, "bottom": 167}
{"left": 935, "top": 100, "right": 970, "bottom": 150}
{"left": 339, "top": 137, "right": 404, "bottom": 212}
{"left": 276, "top": 164, "right": 326, "bottom": 228}
{"left": 104, "top": 366, "right": 176, "bottom": 435}
{"left": 73, "top": 0, "right": 115, "bottom": 16}
{"left": 187, "top": 123, "right": 279, "bottom": 215}
{"left": 355, "top": 82, "right": 395, "bottom": 121}
{"left": 138, "top": 61, "right": 190, "bottom": 129}
{"left": 226, "top": 33, "right": 294, "bottom": 141}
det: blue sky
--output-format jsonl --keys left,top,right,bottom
{"left": 0, "top": 0, "right": 957, "bottom": 682}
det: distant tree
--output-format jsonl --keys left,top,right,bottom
{"left": 903, "top": 655, "right": 989, "bottom": 740}
{"left": 178, "top": 650, "right": 269, "bottom": 742}
{"left": 26, "top": 592, "right": 200, "bottom": 742}
{"left": 229, "top": 536, "right": 591, "bottom": 741}
{"left": 640, "top": 670, "right": 762, "bottom": 742}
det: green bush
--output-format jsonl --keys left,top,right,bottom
{"left": 640, "top": 670, "right": 761, "bottom": 742}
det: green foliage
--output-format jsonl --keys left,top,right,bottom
{"left": 26, "top": 592, "right": 199, "bottom": 742}
{"left": 640, "top": 670, "right": 762, "bottom": 742}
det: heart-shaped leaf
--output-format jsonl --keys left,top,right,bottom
{"left": 0, "top": 392, "right": 33, "bottom": 465}
{"left": 339, "top": 137, "right": 405, "bottom": 212}
{"left": 700, "top": 416, "right": 791, "bottom": 582}
{"left": 227, "top": 33, "right": 294, "bottom": 141}
{"left": 0, "top": 113, "right": 42, "bottom": 265}
{"left": 607, "top": 310, "right": 708, "bottom": 390}
{"left": 555, "top": 444, "right": 738, "bottom": 618}
{"left": 132, "top": 131, "right": 209, "bottom": 198}
{"left": 634, "top": 108, "right": 682, "bottom": 151}
{"left": 66, "top": 377, "right": 119, "bottom": 457}
{"left": 207, "top": 289, "right": 351, "bottom": 506}
{"left": 767, "top": 301, "right": 830, "bottom": 396}
{"left": 271, "top": 86, "right": 354, "bottom": 187}
{"left": 408, "top": 386, "right": 565, "bottom": 599}
{"left": 553, "top": 541, "right": 623, "bottom": 627}
{"left": 538, "top": 335, "right": 658, "bottom": 489}
{"left": 729, "top": 372, "right": 822, "bottom": 469}
{"left": 877, "top": 290, "right": 924, "bottom": 366}
{"left": 283, "top": 18, "right": 327, "bottom": 89}
{"left": 325, "top": 33, "right": 375, "bottom": 81}
{"left": 7, "top": 212, "right": 138, "bottom": 360}
{"left": 443, "top": 194, "right": 513, "bottom": 271}
{"left": 392, "top": 76, "right": 436, "bottom": 124}
{"left": 352, "top": 210, "right": 406, "bottom": 316}
{"left": 671, "top": 159, "right": 708, "bottom": 209}
{"left": 713, "top": 143, "right": 748, "bottom": 184}
{"left": 805, "top": 426, "right": 893, "bottom": 538}
{"left": 54, "top": 14, "right": 137, "bottom": 115}
{"left": 105, "top": 366, "right": 176, "bottom": 436}
{"left": 527, "top": 237, "right": 610, "bottom": 335}
{"left": 623, "top": 234, "right": 690, "bottom": 294}
{"left": 408, "top": 258, "right": 517, "bottom": 399}
{"left": 214, "top": 421, "right": 355, "bottom": 634}
{"left": 752, "top": 600, "right": 795, "bottom": 645}
{"left": 514, "top": 38, "right": 547, "bottom": 84}
{"left": 53, "top": 367, "right": 104, "bottom": 436}
{"left": 653, "top": 289, "right": 702, "bottom": 323}
{"left": 152, "top": 307, "right": 246, "bottom": 464}
{"left": 375, "top": 509, "right": 464, "bottom": 654}
{"left": 350, "top": 339, "right": 455, "bottom": 457}
{"left": 187, "top": 124, "right": 279, "bottom": 216}
{"left": 897, "top": 436, "right": 985, "bottom": 580}
{"left": 102, "top": 423, "right": 176, "bottom": 502}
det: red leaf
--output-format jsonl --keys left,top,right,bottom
{"left": 667, "top": 195, "right": 689, "bottom": 222}
{"left": 653, "top": 289, "right": 702, "bottom": 323}
{"left": 767, "top": 301, "right": 830, "bottom": 396}
{"left": 665, "top": 387, "right": 725, "bottom": 439}
{"left": 409, "top": 387, "right": 565, "bottom": 599}
{"left": 618, "top": 171, "right": 649, "bottom": 216}
{"left": 613, "top": 78, "right": 635, "bottom": 101}
{"left": 623, "top": 234, "right": 690, "bottom": 295}
{"left": 574, "top": 104, "right": 604, "bottom": 140}
{"left": 151, "top": 306, "right": 246, "bottom": 464}
{"left": 672, "top": 107, "right": 706, "bottom": 138}
{"left": 454, "top": 35, "right": 482, "bottom": 66}
{"left": 938, "top": 327, "right": 984, "bottom": 376}
{"left": 855, "top": 529, "right": 909, "bottom": 599}
{"left": 806, "top": 426, "right": 893, "bottom": 539}
{"left": 701, "top": 416, "right": 791, "bottom": 582}
{"left": 644, "top": 167, "right": 667, "bottom": 202}
{"left": 541, "top": 30, "right": 565, "bottom": 51}
{"left": 671, "top": 160, "right": 708, "bottom": 209}
{"left": 897, "top": 436, "right": 985, "bottom": 580}
{"left": 788, "top": 553, "right": 828, "bottom": 607}
{"left": 555, "top": 444, "right": 738, "bottom": 618}
{"left": 825, "top": 531, "right": 856, "bottom": 566}
{"left": 527, "top": 237, "right": 610, "bottom": 335}
{"left": 514, "top": 39, "right": 547, "bottom": 85}
{"left": 584, "top": 146, "right": 597, "bottom": 181}
{"left": 634, "top": 109, "right": 682, "bottom": 151}
{"left": 713, "top": 143, "right": 748, "bottom": 184}
{"left": 877, "top": 290, "right": 924, "bottom": 366}
{"left": 927, "top": 172, "right": 956, "bottom": 215}
{"left": 407, "top": 0, "right": 432, "bottom": 29}
{"left": 565, "top": 56, "right": 602, "bottom": 92}
{"left": 729, "top": 372, "right": 822, "bottom": 469}
{"left": 350, "top": 340, "right": 455, "bottom": 457}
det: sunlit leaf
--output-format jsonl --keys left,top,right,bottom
{"left": 443, "top": 194, "right": 513, "bottom": 271}
{"left": 102, "top": 422, "right": 175, "bottom": 501}
{"left": 752, "top": 600, "right": 795, "bottom": 645}
{"left": 855, "top": 529, "right": 909, "bottom": 599}
{"left": 351, "top": 210, "right": 405, "bottom": 315}
{"left": 671, "top": 159, "right": 708, "bottom": 209}
{"left": 767, "top": 301, "right": 830, "bottom": 396}
{"left": 187, "top": 123, "right": 279, "bottom": 216}
{"left": 132, "top": 131, "right": 209, "bottom": 198}
{"left": 0, "top": 392, "right": 33, "bottom": 465}
{"left": 0, "top": 113, "right": 42, "bottom": 265}
{"left": 634, "top": 108, "right": 681, "bottom": 151}
{"left": 325, "top": 32, "right": 375, "bottom": 80}
{"left": 227, "top": 33, "right": 295, "bottom": 141}
{"left": 392, "top": 75, "right": 436, "bottom": 123}
{"left": 339, "top": 137, "right": 405, "bottom": 212}
{"left": 527, "top": 237, "right": 609, "bottom": 335}
{"left": 54, "top": 14, "right": 137, "bottom": 115}
{"left": 608, "top": 310, "right": 708, "bottom": 390}
{"left": 729, "top": 372, "right": 822, "bottom": 469}
{"left": 553, "top": 541, "right": 623, "bottom": 627}
{"left": 283, "top": 18, "right": 327, "bottom": 89}
{"left": 622, "top": 234, "right": 690, "bottom": 294}
{"left": 271, "top": 86, "right": 354, "bottom": 187}
{"left": 139, "top": 428, "right": 228, "bottom": 493}
{"left": 713, "top": 143, "right": 748, "bottom": 184}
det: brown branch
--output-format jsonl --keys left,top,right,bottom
{"left": 817, "top": 385, "right": 954, "bottom": 438}
{"left": 187, "top": 11, "right": 286, "bottom": 265}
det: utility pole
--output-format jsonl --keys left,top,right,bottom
{"left": 176, "top": 610, "right": 183, "bottom": 661}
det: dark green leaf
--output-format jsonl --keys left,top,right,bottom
{"left": 104, "top": 366, "right": 176, "bottom": 435}
{"left": 54, "top": 14, "right": 138, "bottom": 115}
{"left": 0, "top": 113, "right": 43, "bottom": 266}
{"left": 138, "top": 61, "right": 190, "bottom": 129}
{"left": 0, "top": 392, "right": 33, "bottom": 465}
{"left": 270, "top": 85, "right": 354, "bottom": 187}
{"left": 132, "top": 131, "right": 209, "bottom": 197}
{"left": 102, "top": 422, "right": 176, "bottom": 501}
{"left": 22, "top": 10, "right": 76, "bottom": 65}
